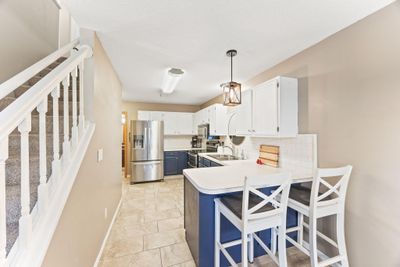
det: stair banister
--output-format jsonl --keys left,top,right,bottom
{"left": 0, "top": 46, "right": 92, "bottom": 141}
{"left": 0, "top": 41, "right": 94, "bottom": 267}
{"left": 0, "top": 39, "right": 79, "bottom": 101}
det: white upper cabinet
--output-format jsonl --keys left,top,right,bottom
{"left": 175, "top": 112, "right": 194, "bottom": 135}
{"left": 137, "top": 111, "right": 151, "bottom": 120}
{"left": 208, "top": 104, "right": 228, "bottom": 136}
{"left": 236, "top": 76, "right": 298, "bottom": 137}
{"left": 236, "top": 90, "right": 253, "bottom": 135}
{"left": 137, "top": 111, "right": 194, "bottom": 135}
{"left": 192, "top": 104, "right": 228, "bottom": 136}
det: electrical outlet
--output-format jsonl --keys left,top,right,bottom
{"left": 104, "top": 208, "right": 108, "bottom": 219}
{"left": 97, "top": 148, "right": 103, "bottom": 162}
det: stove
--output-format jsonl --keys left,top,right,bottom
{"left": 187, "top": 149, "right": 206, "bottom": 168}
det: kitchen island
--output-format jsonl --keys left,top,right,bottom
{"left": 183, "top": 159, "right": 313, "bottom": 267}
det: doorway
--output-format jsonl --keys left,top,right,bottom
{"left": 122, "top": 112, "right": 128, "bottom": 178}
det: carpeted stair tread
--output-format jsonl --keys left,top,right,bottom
{"left": 5, "top": 155, "right": 53, "bottom": 186}
{"left": 6, "top": 182, "right": 39, "bottom": 224}
{"left": 6, "top": 221, "right": 18, "bottom": 256}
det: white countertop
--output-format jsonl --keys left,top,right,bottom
{"left": 183, "top": 154, "right": 313, "bottom": 195}
{"left": 164, "top": 147, "right": 204, "bottom": 152}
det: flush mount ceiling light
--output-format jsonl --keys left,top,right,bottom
{"left": 161, "top": 68, "right": 184, "bottom": 94}
{"left": 221, "top": 49, "right": 241, "bottom": 106}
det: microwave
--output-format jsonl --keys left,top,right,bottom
{"left": 197, "top": 124, "right": 209, "bottom": 139}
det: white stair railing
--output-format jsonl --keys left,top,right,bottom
{"left": 0, "top": 40, "right": 94, "bottom": 267}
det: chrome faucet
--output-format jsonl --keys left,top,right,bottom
{"left": 220, "top": 145, "right": 234, "bottom": 155}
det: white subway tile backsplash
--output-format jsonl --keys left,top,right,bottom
{"left": 225, "top": 134, "right": 317, "bottom": 174}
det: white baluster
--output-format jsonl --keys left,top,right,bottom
{"left": 0, "top": 138, "right": 8, "bottom": 266}
{"left": 18, "top": 115, "right": 32, "bottom": 249}
{"left": 71, "top": 67, "right": 78, "bottom": 150}
{"left": 62, "top": 77, "right": 70, "bottom": 163}
{"left": 37, "top": 99, "right": 48, "bottom": 214}
{"left": 78, "top": 62, "right": 85, "bottom": 134}
{"left": 51, "top": 86, "right": 60, "bottom": 184}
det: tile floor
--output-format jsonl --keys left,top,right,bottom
{"left": 99, "top": 176, "right": 311, "bottom": 267}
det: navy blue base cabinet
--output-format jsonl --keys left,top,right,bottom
{"left": 198, "top": 156, "right": 222, "bottom": 168}
{"left": 184, "top": 177, "right": 297, "bottom": 267}
{"left": 164, "top": 151, "right": 188, "bottom": 176}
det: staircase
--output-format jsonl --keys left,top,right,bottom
{"left": 0, "top": 40, "right": 94, "bottom": 267}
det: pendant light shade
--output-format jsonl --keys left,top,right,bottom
{"left": 222, "top": 50, "right": 241, "bottom": 106}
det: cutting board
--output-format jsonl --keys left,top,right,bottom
{"left": 259, "top": 145, "right": 280, "bottom": 167}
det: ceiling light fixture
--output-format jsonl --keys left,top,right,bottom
{"left": 221, "top": 49, "right": 241, "bottom": 106}
{"left": 161, "top": 68, "right": 184, "bottom": 94}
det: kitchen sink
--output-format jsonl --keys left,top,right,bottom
{"left": 208, "top": 154, "right": 241, "bottom": 161}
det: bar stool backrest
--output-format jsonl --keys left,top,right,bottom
{"left": 242, "top": 173, "right": 292, "bottom": 221}
{"left": 310, "top": 166, "right": 353, "bottom": 211}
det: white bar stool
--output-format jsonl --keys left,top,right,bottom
{"left": 214, "top": 173, "right": 292, "bottom": 267}
{"left": 284, "top": 166, "right": 353, "bottom": 267}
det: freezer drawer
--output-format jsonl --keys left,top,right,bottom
{"left": 130, "top": 160, "right": 164, "bottom": 184}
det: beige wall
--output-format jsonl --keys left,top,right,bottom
{"left": 204, "top": 3, "right": 400, "bottom": 266}
{"left": 0, "top": 0, "right": 59, "bottom": 83}
{"left": 42, "top": 35, "right": 122, "bottom": 267}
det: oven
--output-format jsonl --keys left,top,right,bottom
{"left": 187, "top": 151, "right": 199, "bottom": 168}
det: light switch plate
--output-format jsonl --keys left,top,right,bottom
{"left": 97, "top": 148, "right": 103, "bottom": 162}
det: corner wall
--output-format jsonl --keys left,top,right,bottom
{"left": 41, "top": 34, "right": 122, "bottom": 267}
{"left": 205, "top": 3, "right": 400, "bottom": 266}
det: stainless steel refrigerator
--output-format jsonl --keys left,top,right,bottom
{"left": 130, "top": 120, "right": 164, "bottom": 184}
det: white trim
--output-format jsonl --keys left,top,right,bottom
{"left": 92, "top": 197, "right": 123, "bottom": 267}
{"left": 8, "top": 123, "right": 95, "bottom": 267}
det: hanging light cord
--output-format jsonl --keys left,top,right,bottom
{"left": 230, "top": 53, "right": 233, "bottom": 82}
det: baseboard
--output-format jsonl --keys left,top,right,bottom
{"left": 92, "top": 196, "right": 123, "bottom": 267}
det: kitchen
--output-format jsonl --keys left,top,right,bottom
{"left": 100, "top": 1, "right": 400, "bottom": 266}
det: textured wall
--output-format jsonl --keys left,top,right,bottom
{"left": 42, "top": 34, "right": 122, "bottom": 267}
{"left": 0, "top": 0, "right": 59, "bottom": 83}
{"left": 204, "top": 3, "right": 400, "bottom": 266}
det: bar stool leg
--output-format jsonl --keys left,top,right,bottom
{"left": 242, "top": 230, "right": 248, "bottom": 267}
{"left": 298, "top": 213, "right": 304, "bottom": 246}
{"left": 271, "top": 227, "right": 277, "bottom": 255}
{"left": 337, "top": 212, "right": 349, "bottom": 267}
{"left": 309, "top": 217, "right": 319, "bottom": 267}
{"left": 278, "top": 225, "right": 288, "bottom": 267}
{"left": 214, "top": 204, "right": 220, "bottom": 267}
{"left": 248, "top": 233, "right": 254, "bottom": 263}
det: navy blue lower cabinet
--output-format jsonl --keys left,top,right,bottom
{"left": 210, "top": 161, "right": 222, "bottom": 167}
{"left": 178, "top": 151, "right": 188, "bottom": 174}
{"left": 164, "top": 151, "right": 189, "bottom": 175}
{"left": 184, "top": 177, "right": 298, "bottom": 267}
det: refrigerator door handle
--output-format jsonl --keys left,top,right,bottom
{"left": 132, "top": 161, "right": 162, "bottom": 165}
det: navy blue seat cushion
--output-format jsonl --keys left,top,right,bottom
{"left": 220, "top": 192, "right": 275, "bottom": 219}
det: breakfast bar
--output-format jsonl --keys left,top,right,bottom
{"left": 183, "top": 159, "right": 313, "bottom": 267}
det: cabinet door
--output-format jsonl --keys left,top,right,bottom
{"left": 163, "top": 112, "right": 177, "bottom": 135}
{"left": 178, "top": 151, "right": 188, "bottom": 174}
{"left": 252, "top": 80, "right": 279, "bottom": 136}
{"left": 235, "top": 90, "right": 253, "bottom": 135}
{"left": 176, "top": 113, "right": 194, "bottom": 135}
{"left": 164, "top": 152, "right": 179, "bottom": 175}
{"left": 150, "top": 111, "right": 164, "bottom": 121}
{"left": 137, "top": 111, "right": 150, "bottom": 120}
{"left": 208, "top": 106, "right": 217, "bottom": 136}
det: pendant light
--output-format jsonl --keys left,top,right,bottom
{"left": 221, "top": 49, "right": 241, "bottom": 106}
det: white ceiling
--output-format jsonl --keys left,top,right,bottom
{"left": 63, "top": 0, "right": 394, "bottom": 105}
